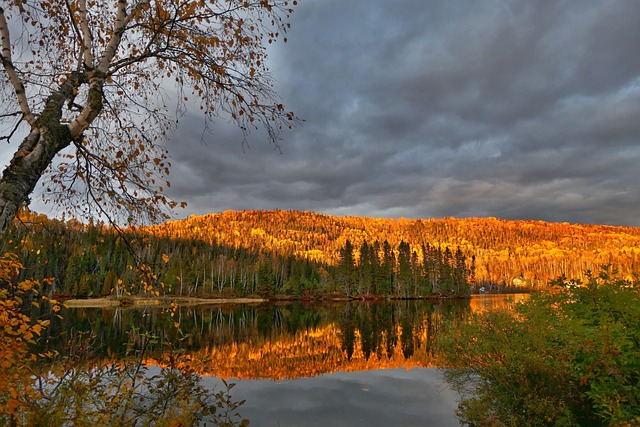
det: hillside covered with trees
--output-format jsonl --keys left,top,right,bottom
{"left": 3, "top": 209, "right": 640, "bottom": 299}
{"left": 147, "top": 210, "right": 640, "bottom": 289}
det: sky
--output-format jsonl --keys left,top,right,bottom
{"left": 161, "top": 0, "right": 640, "bottom": 227}
{"left": 6, "top": 0, "right": 640, "bottom": 227}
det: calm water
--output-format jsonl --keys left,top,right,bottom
{"left": 39, "top": 295, "right": 525, "bottom": 426}
{"left": 204, "top": 368, "right": 460, "bottom": 427}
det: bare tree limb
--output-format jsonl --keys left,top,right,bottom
{"left": 97, "top": 0, "right": 147, "bottom": 73}
{"left": 77, "top": 0, "right": 96, "bottom": 69}
{"left": 0, "top": 6, "right": 35, "bottom": 126}
{"left": 0, "top": 115, "right": 23, "bottom": 142}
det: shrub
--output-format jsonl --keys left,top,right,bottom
{"left": 437, "top": 268, "right": 640, "bottom": 426}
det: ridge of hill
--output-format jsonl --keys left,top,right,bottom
{"left": 5, "top": 210, "right": 639, "bottom": 297}
{"left": 144, "top": 209, "right": 640, "bottom": 288}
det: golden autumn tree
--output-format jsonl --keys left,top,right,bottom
{"left": 0, "top": 0, "right": 298, "bottom": 236}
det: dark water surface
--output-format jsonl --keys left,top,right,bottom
{"left": 43, "top": 295, "right": 524, "bottom": 426}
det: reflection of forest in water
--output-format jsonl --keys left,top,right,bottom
{"left": 469, "top": 293, "right": 529, "bottom": 312}
{"left": 38, "top": 297, "right": 522, "bottom": 379}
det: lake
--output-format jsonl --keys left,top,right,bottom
{"left": 36, "top": 295, "right": 526, "bottom": 426}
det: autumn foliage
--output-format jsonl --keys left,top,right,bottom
{"left": 4, "top": 210, "right": 640, "bottom": 301}
{"left": 0, "top": 253, "right": 59, "bottom": 421}
{"left": 146, "top": 210, "right": 640, "bottom": 288}
{"left": 0, "top": 1, "right": 298, "bottom": 234}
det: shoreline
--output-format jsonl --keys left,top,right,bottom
{"left": 61, "top": 293, "right": 482, "bottom": 308}
{"left": 63, "top": 296, "right": 268, "bottom": 308}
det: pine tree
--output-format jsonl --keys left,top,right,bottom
{"left": 381, "top": 241, "right": 395, "bottom": 295}
{"left": 397, "top": 241, "right": 411, "bottom": 296}
{"left": 337, "top": 240, "right": 355, "bottom": 295}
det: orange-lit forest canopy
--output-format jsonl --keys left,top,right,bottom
{"left": 148, "top": 210, "right": 640, "bottom": 288}
{"left": 3, "top": 210, "right": 472, "bottom": 298}
{"left": 3, "top": 210, "right": 640, "bottom": 298}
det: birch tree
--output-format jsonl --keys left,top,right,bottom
{"left": 0, "top": 0, "right": 298, "bottom": 236}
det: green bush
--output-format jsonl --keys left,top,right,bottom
{"left": 437, "top": 268, "right": 640, "bottom": 426}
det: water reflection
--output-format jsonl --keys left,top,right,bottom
{"left": 210, "top": 368, "right": 461, "bottom": 427}
{"left": 469, "top": 293, "right": 530, "bottom": 312}
{"left": 41, "top": 300, "right": 479, "bottom": 379}
{"left": 25, "top": 297, "right": 523, "bottom": 426}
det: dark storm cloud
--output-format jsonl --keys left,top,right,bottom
{"left": 165, "top": 0, "right": 640, "bottom": 226}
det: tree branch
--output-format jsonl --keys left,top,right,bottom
{"left": 98, "top": 0, "right": 149, "bottom": 73}
{"left": 77, "top": 0, "right": 95, "bottom": 69}
{"left": 0, "top": 115, "right": 23, "bottom": 143}
{"left": 0, "top": 6, "right": 36, "bottom": 126}
{"left": 63, "top": 0, "right": 84, "bottom": 51}
{"left": 69, "top": 0, "right": 151, "bottom": 139}
{"left": 0, "top": 111, "right": 22, "bottom": 119}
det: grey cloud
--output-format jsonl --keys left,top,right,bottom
{"left": 160, "top": 0, "right": 640, "bottom": 226}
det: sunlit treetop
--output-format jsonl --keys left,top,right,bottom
{"left": 0, "top": 0, "right": 299, "bottom": 226}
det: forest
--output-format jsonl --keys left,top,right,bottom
{"left": 3, "top": 209, "right": 640, "bottom": 300}
{"left": 2, "top": 210, "right": 472, "bottom": 299}
{"left": 147, "top": 210, "right": 640, "bottom": 288}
